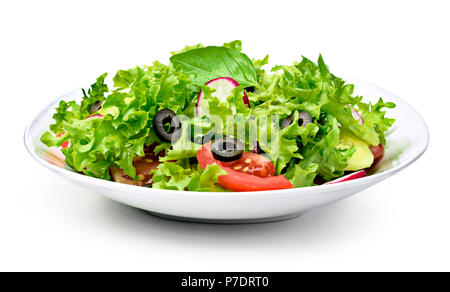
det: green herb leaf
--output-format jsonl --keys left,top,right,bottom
{"left": 170, "top": 46, "right": 258, "bottom": 87}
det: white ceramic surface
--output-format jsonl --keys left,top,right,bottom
{"left": 24, "top": 79, "right": 429, "bottom": 223}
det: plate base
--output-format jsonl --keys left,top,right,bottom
{"left": 145, "top": 210, "right": 307, "bottom": 224}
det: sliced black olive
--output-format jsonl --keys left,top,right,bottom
{"left": 89, "top": 100, "right": 103, "bottom": 114}
{"left": 211, "top": 137, "right": 244, "bottom": 162}
{"left": 298, "top": 111, "right": 313, "bottom": 127}
{"left": 245, "top": 86, "right": 255, "bottom": 93}
{"left": 281, "top": 111, "right": 313, "bottom": 128}
{"left": 281, "top": 115, "right": 295, "bottom": 129}
{"left": 153, "top": 109, "right": 182, "bottom": 142}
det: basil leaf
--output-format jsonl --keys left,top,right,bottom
{"left": 170, "top": 46, "right": 258, "bottom": 87}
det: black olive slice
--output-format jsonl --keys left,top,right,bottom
{"left": 89, "top": 100, "right": 103, "bottom": 114}
{"left": 245, "top": 86, "right": 255, "bottom": 93}
{"left": 281, "top": 114, "right": 295, "bottom": 129}
{"left": 281, "top": 111, "right": 313, "bottom": 129}
{"left": 153, "top": 109, "right": 182, "bottom": 142}
{"left": 211, "top": 137, "right": 244, "bottom": 162}
{"left": 298, "top": 111, "right": 313, "bottom": 127}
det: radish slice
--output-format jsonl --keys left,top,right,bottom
{"left": 44, "top": 147, "right": 66, "bottom": 168}
{"left": 345, "top": 105, "right": 364, "bottom": 125}
{"left": 325, "top": 170, "right": 367, "bottom": 184}
{"left": 196, "top": 77, "right": 249, "bottom": 116}
{"left": 85, "top": 114, "right": 103, "bottom": 119}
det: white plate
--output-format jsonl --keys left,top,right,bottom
{"left": 24, "top": 79, "right": 429, "bottom": 223}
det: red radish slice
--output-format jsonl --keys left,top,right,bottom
{"left": 44, "top": 147, "right": 66, "bottom": 167}
{"left": 345, "top": 105, "right": 364, "bottom": 125}
{"left": 325, "top": 170, "right": 367, "bottom": 184}
{"left": 352, "top": 109, "right": 364, "bottom": 124}
{"left": 85, "top": 114, "right": 103, "bottom": 119}
{"left": 196, "top": 77, "right": 250, "bottom": 116}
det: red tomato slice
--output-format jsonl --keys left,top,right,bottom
{"left": 197, "top": 143, "right": 293, "bottom": 192}
{"left": 370, "top": 144, "right": 384, "bottom": 164}
{"left": 220, "top": 152, "right": 276, "bottom": 178}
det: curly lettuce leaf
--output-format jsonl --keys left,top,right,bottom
{"left": 152, "top": 160, "right": 226, "bottom": 192}
{"left": 41, "top": 62, "right": 197, "bottom": 180}
{"left": 284, "top": 162, "right": 319, "bottom": 188}
{"left": 257, "top": 111, "right": 319, "bottom": 174}
{"left": 298, "top": 116, "right": 356, "bottom": 180}
{"left": 252, "top": 55, "right": 395, "bottom": 146}
{"left": 48, "top": 74, "right": 108, "bottom": 134}
{"left": 162, "top": 118, "right": 202, "bottom": 161}
{"left": 171, "top": 43, "right": 205, "bottom": 55}
{"left": 80, "top": 72, "right": 109, "bottom": 112}
{"left": 222, "top": 40, "right": 242, "bottom": 51}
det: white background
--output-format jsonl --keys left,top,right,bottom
{"left": 1, "top": 0, "right": 448, "bottom": 272}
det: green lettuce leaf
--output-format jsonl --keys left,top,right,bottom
{"left": 171, "top": 43, "right": 205, "bottom": 55}
{"left": 152, "top": 160, "right": 226, "bottom": 192}
{"left": 298, "top": 116, "right": 356, "bottom": 180}
{"left": 222, "top": 40, "right": 242, "bottom": 51}
{"left": 80, "top": 72, "right": 109, "bottom": 113}
{"left": 48, "top": 74, "right": 108, "bottom": 134}
{"left": 42, "top": 61, "right": 197, "bottom": 180}
{"left": 285, "top": 162, "right": 319, "bottom": 187}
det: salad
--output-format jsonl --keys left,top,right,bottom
{"left": 41, "top": 40, "right": 395, "bottom": 192}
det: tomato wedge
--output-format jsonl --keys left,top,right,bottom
{"left": 197, "top": 142, "right": 293, "bottom": 192}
